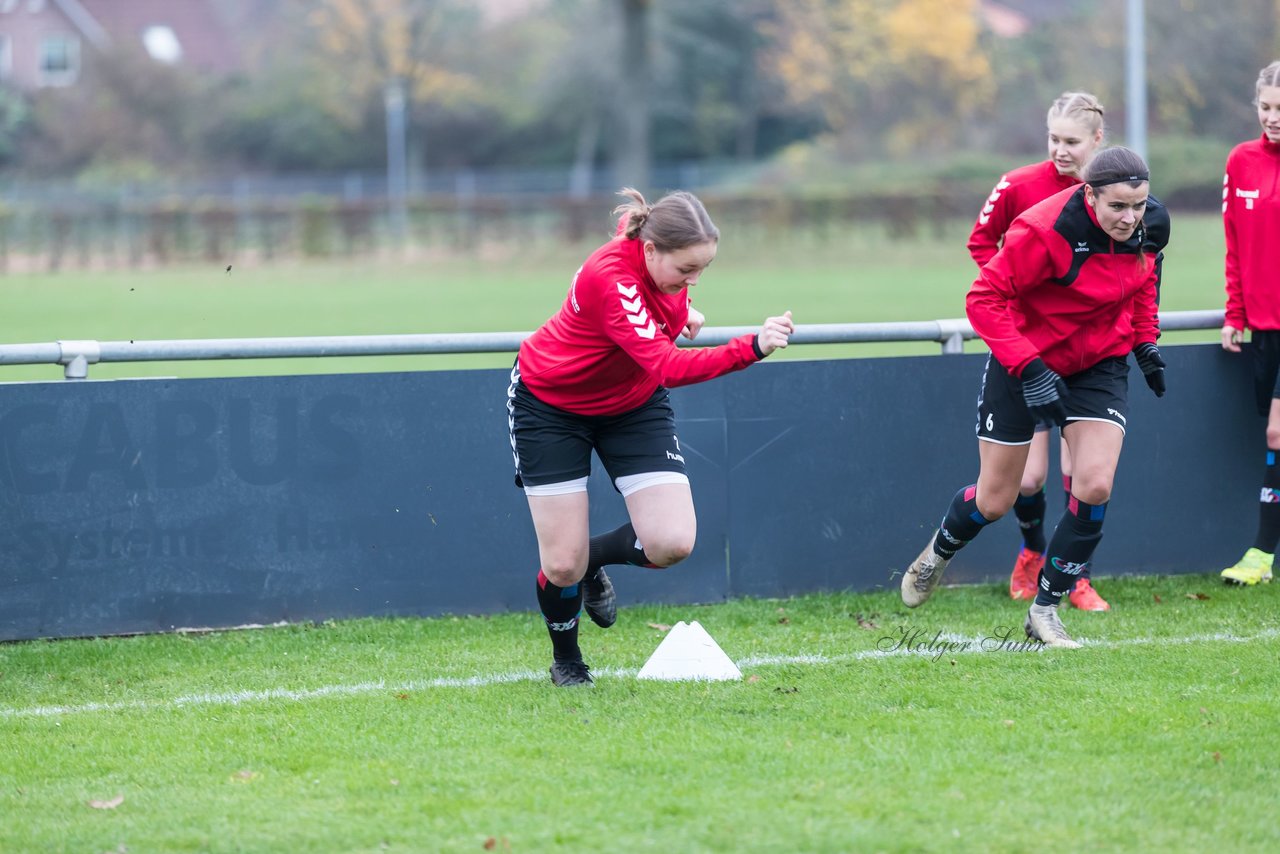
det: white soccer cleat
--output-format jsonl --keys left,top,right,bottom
{"left": 901, "top": 536, "right": 950, "bottom": 608}
{"left": 1024, "top": 603, "right": 1081, "bottom": 649}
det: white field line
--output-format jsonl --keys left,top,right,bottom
{"left": 2, "top": 627, "right": 1277, "bottom": 721}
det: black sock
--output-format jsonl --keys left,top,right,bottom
{"left": 1252, "top": 450, "right": 1280, "bottom": 554}
{"left": 1013, "top": 490, "right": 1048, "bottom": 553}
{"left": 536, "top": 569, "right": 582, "bottom": 662}
{"left": 933, "top": 485, "right": 994, "bottom": 558}
{"left": 1061, "top": 476, "right": 1090, "bottom": 580}
{"left": 1036, "top": 497, "right": 1105, "bottom": 606}
{"left": 586, "top": 523, "right": 652, "bottom": 577}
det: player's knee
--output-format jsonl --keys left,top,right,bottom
{"left": 541, "top": 561, "right": 585, "bottom": 588}
{"left": 1071, "top": 475, "right": 1112, "bottom": 506}
{"left": 1266, "top": 424, "right": 1280, "bottom": 449}
{"left": 976, "top": 490, "right": 1015, "bottom": 521}
{"left": 1019, "top": 474, "right": 1045, "bottom": 495}
{"left": 642, "top": 535, "right": 695, "bottom": 568}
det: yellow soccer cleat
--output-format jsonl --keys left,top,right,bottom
{"left": 1220, "top": 548, "right": 1274, "bottom": 586}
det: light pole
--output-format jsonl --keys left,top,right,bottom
{"left": 1126, "top": 0, "right": 1147, "bottom": 161}
{"left": 385, "top": 76, "right": 408, "bottom": 246}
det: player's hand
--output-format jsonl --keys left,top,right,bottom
{"left": 1221, "top": 324, "right": 1243, "bottom": 353}
{"left": 683, "top": 306, "right": 705, "bottom": 340}
{"left": 1133, "top": 342, "right": 1166, "bottom": 397}
{"left": 756, "top": 310, "right": 794, "bottom": 356}
{"left": 1020, "top": 358, "right": 1069, "bottom": 427}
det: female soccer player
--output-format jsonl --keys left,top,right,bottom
{"left": 508, "top": 188, "right": 794, "bottom": 686}
{"left": 967, "top": 92, "right": 1110, "bottom": 610}
{"left": 1221, "top": 60, "right": 1280, "bottom": 587}
{"left": 901, "top": 147, "right": 1170, "bottom": 648}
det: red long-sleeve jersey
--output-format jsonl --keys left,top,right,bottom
{"left": 967, "top": 160, "right": 1081, "bottom": 268}
{"left": 1223, "top": 134, "right": 1280, "bottom": 331}
{"left": 517, "top": 233, "right": 759, "bottom": 415}
{"left": 967, "top": 185, "right": 1167, "bottom": 378}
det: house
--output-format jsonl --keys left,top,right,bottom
{"left": 0, "top": 0, "right": 238, "bottom": 91}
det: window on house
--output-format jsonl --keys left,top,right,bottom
{"left": 38, "top": 34, "right": 79, "bottom": 86}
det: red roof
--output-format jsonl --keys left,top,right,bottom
{"left": 73, "top": 0, "right": 240, "bottom": 73}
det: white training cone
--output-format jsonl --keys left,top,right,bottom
{"left": 637, "top": 620, "right": 742, "bottom": 681}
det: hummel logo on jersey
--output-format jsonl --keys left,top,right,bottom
{"left": 1237, "top": 187, "right": 1260, "bottom": 210}
{"left": 617, "top": 282, "right": 656, "bottom": 338}
{"left": 1050, "top": 557, "right": 1088, "bottom": 575}
{"left": 977, "top": 177, "right": 1011, "bottom": 225}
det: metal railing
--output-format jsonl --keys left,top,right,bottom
{"left": 0, "top": 310, "right": 1227, "bottom": 380}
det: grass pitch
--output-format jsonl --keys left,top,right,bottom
{"left": 2, "top": 573, "right": 1276, "bottom": 852}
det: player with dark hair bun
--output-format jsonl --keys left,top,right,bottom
{"left": 508, "top": 187, "right": 794, "bottom": 686}
{"left": 902, "top": 146, "right": 1171, "bottom": 648}
{"left": 967, "top": 91, "right": 1111, "bottom": 610}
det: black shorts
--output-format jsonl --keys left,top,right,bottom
{"left": 506, "top": 362, "right": 687, "bottom": 493}
{"left": 1252, "top": 330, "right": 1280, "bottom": 416}
{"left": 976, "top": 356, "right": 1130, "bottom": 444}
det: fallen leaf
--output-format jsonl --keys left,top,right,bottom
{"left": 646, "top": 622, "right": 671, "bottom": 632}
{"left": 1213, "top": 751, "right": 1223, "bottom": 764}
{"left": 389, "top": 779, "right": 400, "bottom": 787}
{"left": 1002, "top": 720, "right": 1015, "bottom": 728}
{"left": 484, "top": 839, "right": 496, "bottom": 851}
{"left": 88, "top": 794, "right": 124, "bottom": 810}
{"left": 230, "top": 770, "right": 258, "bottom": 783}
{"left": 746, "top": 674, "right": 761, "bottom": 683}
{"left": 1185, "top": 592, "right": 1210, "bottom": 601}
{"left": 855, "top": 614, "right": 879, "bottom": 630}
{"left": 396, "top": 693, "right": 410, "bottom": 700}
{"left": 777, "top": 616, "right": 790, "bottom": 625}
{"left": 1153, "top": 594, "right": 1162, "bottom": 604}
{"left": 949, "top": 659, "right": 957, "bottom": 666}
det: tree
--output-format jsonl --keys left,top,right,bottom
{"left": 766, "top": 0, "right": 995, "bottom": 156}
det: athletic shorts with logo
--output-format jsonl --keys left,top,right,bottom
{"left": 976, "top": 355, "right": 1129, "bottom": 444}
{"left": 507, "top": 362, "right": 687, "bottom": 489}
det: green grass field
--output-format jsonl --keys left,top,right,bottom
{"left": 2, "top": 212, "right": 1259, "bottom": 852}
{"left": 2, "top": 574, "right": 1276, "bottom": 852}
{"left": 1, "top": 213, "right": 1229, "bottom": 381}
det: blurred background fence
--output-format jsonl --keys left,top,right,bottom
{"left": 0, "top": 163, "right": 1225, "bottom": 272}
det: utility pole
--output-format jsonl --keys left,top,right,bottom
{"left": 385, "top": 77, "right": 409, "bottom": 246}
{"left": 1125, "top": 0, "right": 1147, "bottom": 162}
{"left": 618, "top": 0, "right": 651, "bottom": 192}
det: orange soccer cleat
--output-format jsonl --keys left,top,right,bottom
{"left": 1009, "top": 548, "right": 1044, "bottom": 600}
{"left": 1068, "top": 577, "right": 1110, "bottom": 611}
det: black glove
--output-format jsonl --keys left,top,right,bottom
{"left": 1133, "top": 342, "right": 1166, "bottom": 397}
{"left": 1020, "top": 358, "right": 1069, "bottom": 427}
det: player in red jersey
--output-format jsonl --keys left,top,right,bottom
{"left": 901, "top": 147, "right": 1170, "bottom": 648}
{"left": 967, "top": 92, "right": 1111, "bottom": 610}
{"left": 508, "top": 188, "right": 794, "bottom": 686}
{"left": 1221, "top": 60, "right": 1280, "bottom": 586}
